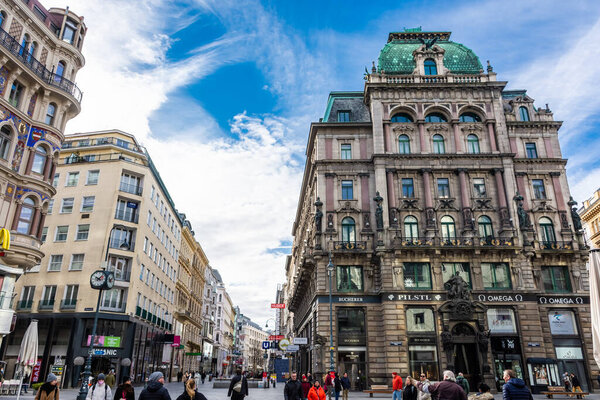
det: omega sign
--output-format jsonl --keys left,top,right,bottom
{"left": 539, "top": 296, "right": 585, "bottom": 305}
{"left": 478, "top": 294, "right": 524, "bottom": 302}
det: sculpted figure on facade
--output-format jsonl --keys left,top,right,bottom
{"left": 374, "top": 191, "right": 384, "bottom": 230}
{"left": 445, "top": 272, "right": 471, "bottom": 300}
{"left": 314, "top": 197, "right": 323, "bottom": 232}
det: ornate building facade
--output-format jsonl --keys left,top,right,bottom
{"left": 0, "top": 0, "right": 85, "bottom": 335}
{"left": 579, "top": 189, "right": 600, "bottom": 249}
{"left": 286, "top": 30, "right": 593, "bottom": 393}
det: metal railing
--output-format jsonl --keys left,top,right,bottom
{"left": 398, "top": 237, "right": 434, "bottom": 247}
{"left": 333, "top": 241, "right": 367, "bottom": 251}
{"left": 540, "top": 241, "right": 573, "bottom": 250}
{"left": 119, "top": 182, "right": 143, "bottom": 196}
{"left": 60, "top": 299, "right": 77, "bottom": 309}
{"left": 60, "top": 152, "right": 148, "bottom": 166}
{"left": 38, "top": 299, "right": 55, "bottom": 310}
{"left": 115, "top": 209, "right": 139, "bottom": 223}
{"left": 62, "top": 137, "right": 144, "bottom": 153}
{"left": 0, "top": 26, "right": 82, "bottom": 102}
{"left": 16, "top": 299, "right": 32, "bottom": 310}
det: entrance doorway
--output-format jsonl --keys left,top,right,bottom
{"left": 338, "top": 350, "right": 366, "bottom": 390}
{"left": 453, "top": 343, "right": 481, "bottom": 391}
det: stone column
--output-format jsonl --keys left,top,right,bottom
{"left": 417, "top": 121, "right": 427, "bottom": 153}
{"left": 30, "top": 206, "right": 41, "bottom": 236}
{"left": 452, "top": 120, "right": 462, "bottom": 153}
{"left": 457, "top": 169, "right": 474, "bottom": 233}
{"left": 383, "top": 124, "right": 391, "bottom": 153}
{"left": 493, "top": 168, "right": 512, "bottom": 232}
{"left": 36, "top": 212, "right": 46, "bottom": 239}
{"left": 42, "top": 155, "right": 53, "bottom": 181}
{"left": 550, "top": 172, "right": 571, "bottom": 232}
{"left": 3, "top": 68, "right": 22, "bottom": 102}
{"left": 10, "top": 202, "right": 22, "bottom": 231}
{"left": 48, "top": 161, "right": 57, "bottom": 183}
{"left": 420, "top": 168, "right": 436, "bottom": 236}
{"left": 325, "top": 173, "right": 335, "bottom": 232}
{"left": 386, "top": 170, "right": 397, "bottom": 226}
{"left": 486, "top": 120, "right": 498, "bottom": 152}
{"left": 360, "top": 173, "right": 372, "bottom": 232}
{"left": 24, "top": 148, "right": 35, "bottom": 175}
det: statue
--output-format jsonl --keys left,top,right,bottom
{"left": 477, "top": 329, "right": 490, "bottom": 352}
{"left": 314, "top": 197, "right": 323, "bottom": 232}
{"left": 513, "top": 192, "right": 531, "bottom": 231}
{"left": 373, "top": 192, "right": 384, "bottom": 230}
{"left": 444, "top": 272, "right": 471, "bottom": 300}
{"left": 568, "top": 197, "right": 583, "bottom": 231}
{"left": 441, "top": 326, "right": 453, "bottom": 351}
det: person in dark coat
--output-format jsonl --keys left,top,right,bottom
{"left": 139, "top": 371, "right": 171, "bottom": 400}
{"left": 285, "top": 372, "right": 303, "bottom": 400}
{"left": 403, "top": 376, "right": 418, "bottom": 400}
{"left": 201, "top": 371, "right": 206, "bottom": 384}
{"left": 176, "top": 378, "right": 207, "bottom": 400}
{"left": 177, "top": 371, "right": 183, "bottom": 383}
{"left": 334, "top": 373, "right": 342, "bottom": 400}
{"left": 502, "top": 370, "right": 533, "bottom": 400}
{"left": 340, "top": 373, "right": 351, "bottom": 400}
{"left": 417, "top": 370, "right": 467, "bottom": 400}
{"left": 301, "top": 375, "right": 312, "bottom": 400}
{"left": 228, "top": 369, "right": 249, "bottom": 400}
{"left": 113, "top": 376, "right": 135, "bottom": 400}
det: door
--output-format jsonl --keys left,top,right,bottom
{"left": 454, "top": 343, "right": 481, "bottom": 392}
{"left": 338, "top": 351, "right": 365, "bottom": 390}
{"left": 561, "top": 361, "right": 588, "bottom": 392}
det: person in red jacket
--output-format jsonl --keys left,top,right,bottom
{"left": 324, "top": 371, "right": 335, "bottom": 400}
{"left": 308, "top": 381, "right": 327, "bottom": 400}
{"left": 393, "top": 372, "right": 403, "bottom": 400}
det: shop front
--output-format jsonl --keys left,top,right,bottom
{"left": 526, "top": 358, "right": 560, "bottom": 394}
{"left": 406, "top": 307, "right": 439, "bottom": 381}
{"left": 487, "top": 308, "right": 524, "bottom": 391}
{"left": 337, "top": 307, "right": 366, "bottom": 390}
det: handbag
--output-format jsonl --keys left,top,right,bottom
{"left": 233, "top": 380, "right": 242, "bottom": 393}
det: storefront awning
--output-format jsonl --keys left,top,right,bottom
{"left": 526, "top": 358, "right": 556, "bottom": 364}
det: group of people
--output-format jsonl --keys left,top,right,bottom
{"left": 281, "top": 371, "right": 351, "bottom": 400}
{"left": 563, "top": 372, "right": 584, "bottom": 396}
{"left": 179, "top": 370, "right": 218, "bottom": 385}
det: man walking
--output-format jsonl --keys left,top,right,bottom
{"left": 285, "top": 372, "right": 303, "bottom": 400}
{"left": 139, "top": 371, "right": 171, "bottom": 400}
{"left": 392, "top": 372, "right": 403, "bottom": 400}
{"left": 502, "top": 369, "right": 533, "bottom": 400}
{"left": 418, "top": 374, "right": 431, "bottom": 400}
{"left": 228, "top": 369, "right": 249, "bottom": 400}
{"left": 456, "top": 373, "right": 470, "bottom": 394}
{"left": 417, "top": 370, "right": 466, "bottom": 400}
{"left": 341, "top": 373, "right": 351, "bottom": 400}
{"left": 324, "top": 371, "right": 335, "bottom": 400}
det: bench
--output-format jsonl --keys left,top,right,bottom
{"left": 364, "top": 385, "right": 394, "bottom": 397}
{"left": 540, "top": 387, "right": 589, "bottom": 399}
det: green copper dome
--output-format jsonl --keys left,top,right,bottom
{"left": 377, "top": 31, "right": 483, "bottom": 75}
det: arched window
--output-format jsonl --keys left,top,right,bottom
{"left": 478, "top": 216, "right": 493, "bottom": 241}
{"left": 19, "top": 34, "right": 30, "bottom": 56}
{"left": 341, "top": 217, "right": 356, "bottom": 243}
{"left": 425, "top": 113, "right": 447, "bottom": 123}
{"left": 398, "top": 135, "right": 411, "bottom": 154}
{"left": 404, "top": 216, "right": 419, "bottom": 241}
{"left": 0, "top": 125, "right": 11, "bottom": 160}
{"left": 27, "top": 41, "right": 36, "bottom": 63}
{"left": 424, "top": 59, "right": 437, "bottom": 75}
{"left": 433, "top": 134, "right": 445, "bottom": 154}
{"left": 45, "top": 103, "right": 56, "bottom": 126}
{"left": 55, "top": 61, "right": 65, "bottom": 83}
{"left": 467, "top": 134, "right": 480, "bottom": 154}
{"left": 539, "top": 217, "right": 556, "bottom": 246}
{"left": 519, "top": 106, "right": 530, "bottom": 122}
{"left": 391, "top": 113, "right": 413, "bottom": 123}
{"left": 0, "top": 12, "right": 6, "bottom": 29}
{"left": 459, "top": 112, "right": 481, "bottom": 123}
{"left": 440, "top": 216, "right": 456, "bottom": 240}
{"left": 17, "top": 197, "right": 36, "bottom": 234}
{"left": 31, "top": 145, "right": 47, "bottom": 174}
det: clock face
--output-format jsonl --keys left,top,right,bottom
{"left": 105, "top": 271, "right": 115, "bottom": 289}
{"left": 90, "top": 270, "right": 106, "bottom": 289}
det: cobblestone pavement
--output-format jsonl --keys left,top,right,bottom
{"left": 11, "top": 381, "right": 600, "bottom": 400}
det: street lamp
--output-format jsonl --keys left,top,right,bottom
{"left": 77, "top": 225, "right": 128, "bottom": 400}
{"left": 326, "top": 251, "right": 335, "bottom": 372}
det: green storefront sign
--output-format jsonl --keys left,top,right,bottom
{"left": 104, "top": 336, "right": 121, "bottom": 348}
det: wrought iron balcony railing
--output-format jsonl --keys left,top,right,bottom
{"left": 119, "top": 182, "right": 143, "bottom": 196}
{"left": 60, "top": 299, "right": 77, "bottom": 309}
{"left": 16, "top": 299, "right": 32, "bottom": 310}
{"left": 0, "top": 26, "right": 82, "bottom": 102}
{"left": 333, "top": 241, "right": 367, "bottom": 251}
{"left": 38, "top": 299, "right": 55, "bottom": 310}
{"left": 398, "top": 237, "right": 434, "bottom": 247}
{"left": 540, "top": 241, "right": 573, "bottom": 251}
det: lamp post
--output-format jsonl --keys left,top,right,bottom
{"left": 77, "top": 225, "right": 128, "bottom": 400}
{"left": 326, "top": 251, "right": 335, "bottom": 372}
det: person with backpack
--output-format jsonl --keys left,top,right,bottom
{"left": 113, "top": 376, "right": 135, "bottom": 400}
{"left": 138, "top": 371, "right": 171, "bottom": 400}
{"left": 228, "top": 369, "right": 248, "bottom": 400}
{"left": 176, "top": 378, "right": 208, "bottom": 400}
{"left": 86, "top": 373, "right": 112, "bottom": 400}
{"left": 456, "top": 373, "right": 470, "bottom": 395}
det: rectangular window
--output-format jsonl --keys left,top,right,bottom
{"left": 481, "top": 263, "right": 511, "bottom": 289}
{"left": 340, "top": 144, "right": 352, "bottom": 160}
{"left": 66, "top": 172, "right": 79, "bottom": 187}
{"left": 341, "top": 180, "right": 353, "bottom": 200}
{"left": 487, "top": 308, "right": 517, "bottom": 334}
{"left": 441, "top": 263, "right": 471, "bottom": 287}
{"left": 8, "top": 81, "right": 24, "bottom": 107}
{"left": 81, "top": 196, "right": 95, "bottom": 212}
{"left": 86, "top": 170, "right": 99, "bottom": 185}
{"left": 54, "top": 226, "right": 68, "bottom": 242}
{"left": 473, "top": 178, "right": 486, "bottom": 197}
{"left": 143, "top": 237, "right": 149, "bottom": 253}
{"left": 147, "top": 210, "right": 152, "bottom": 226}
{"left": 61, "top": 198, "right": 74, "bottom": 213}
{"left": 140, "top": 265, "right": 145, "bottom": 281}
{"left": 52, "top": 173, "right": 60, "bottom": 187}
{"left": 115, "top": 199, "right": 138, "bottom": 222}
{"left": 69, "top": 254, "right": 84, "bottom": 271}
{"left": 406, "top": 308, "right": 435, "bottom": 332}
{"left": 437, "top": 178, "right": 450, "bottom": 198}
{"left": 109, "top": 227, "right": 134, "bottom": 251}
{"left": 337, "top": 110, "right": 350, "bottom": 122}
{"left": 101, "top": 289, "right": 125, "bottom": 310}
{"left": 402, "top": 178, "right": 414, "bottom": 198}
{"left": 64, "top": 284, "right": 78, "bottom": 305}
{"left": 47, "top": 199, "right": 54, "bottom": 214}
{"left": 337, "top": 308, "right": 366, "bottom": 345}
{"left": 409, "top": 345, "right": 439, "bottom": 382}
{"left": 542, "top": 266, "right": 571, "bottom": 293}
{"left": 403, "top": 263, "right": 432, "bottom": 289}
{"left": 120, "top": 173, "right": 142, "bottom": 195}
{"left": 108, "top": 255, "right": 130, "bottom": 281}
{"left": 21, "top": 286, "right": 35, "bottom": 302}
{"left": 76, "top": 224, "right": 89, "bottom": 241}
{"left": 42, "top": 285, "right": 57, "bottom": 302}
{"left": 532, "top": 179, "right": 546, "bottom": 199}
{"left": 41, "top": 227, "right": 48, "bottom": 243}
{"left": 151, "top": 186, "right": 155, "bottom": 201}
{"left": 48, "top": 255, "right": 63, "bottom": 271}
{"left": 525, "top": 143, "right": 538, "bottom": 159}
{"left": 336, "top": 266, "right": 363, "bottom": 292}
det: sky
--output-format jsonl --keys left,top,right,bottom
{"left": 46, "top": 0, "right": 600, "bottom": 325}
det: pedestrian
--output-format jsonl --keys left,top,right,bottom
{"left": 324, "top": 371, "right": 335, "bottom": 400}
{"left": 456, "top": 372, "right": 470, "bottom": 394}
{"left": 392, "top": 372, "right": 403, "bottom": 400}
{"left": 334, "top": 372, "right": 342, "bottom": 400}
{"left": 570, "top": 373, "right": 582, "bottom": 399}
{"left": 285, "top": 372, "right": 303, "bottom": 400}
{"left": 201, "top": 371, "right": 206, "bottom": 384}
{"left": 356, "top": 371, "right": 364, "bottom": 392}
{"left": 113, "top": 376, "right": 135, "bottom": 400}
{"left": 87, "top": 373, "right": 112, "bottom": 400}
{"left": 418, "top": 373, "right": 431, "bottom": 400}
{"left": 562, "top": 373, "right": 571, "bottom": 392}
{"left": 417, "top": 370, "right": 466, "bottom": 400}
{"left": 308, "top": 380, "right": 327, "bottom": 400}
{"left": 301, "top": 375, "right": 312, "bottom": 400}
{"left": 105, "top": 370, "right": 116, "bottom": 390}
{"left": 34, "top": 373, "right": 59, "bottom": 400}
{"left": 176, "top": 378, "right": 208, "bottom": 400}
{"left": 341, "top": 372, "right": 351, "bottom": 400}
{"left": 403, "top": 376, "right": 418, "bottom": 400}
{"left": 501, "top": 369, "right": 533, "bottom": 400}
{"left": 228, "top": 369, "right": 248, "bottom": 400}
{"left": 177, "top": 371, "right": 183, "bottom": 383}
{"left": 307, "top": 373, "right": 313, "bottom": 384}
{"left": 468, "top": 383, "right": 493, "bottom": 400}
{"left": 139, "top": 371, "right": 171, "bottom": 400}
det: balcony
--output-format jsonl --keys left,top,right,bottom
{"left": 368, "top": 73, "right": 494, "bottom": 85}
{"left": 62, "top": 137, "right": 144, "bottom": 153}
{"left": 61, "top": 152, "right": 148, "bottom": 166}
{"left": 4, "top": 232, "right": 43, "bottom": 270}
{"left": 119, "top": 182, "right": 143, "bottom": 196}
{"left": 16, "top": 299, "right": 32, "bottom": 311}
{"left": 480, "top": 237, "right": 515, "bottom": 247}
{"left": 60, "top": 299, "right": 77, "bottom": 310}
{"left": 115, "top": 210, "right": 139, "bottom": 224}
{"left": 540, "top": 241, "right": 573, "bottom": 251}
{"left": 0, "top": 27, "right": 82, "bottom": 102}
{"left": 38, "top": 299, "right": 55, "bottom": 310}
{"left": 397, "top": 237, "right": 434, "bottom": 247}
{"left": 333, "top": 241, "right": 367, "bottom": 251}
{"left": 99, "top": 302, "right": 126, "bottom": 313}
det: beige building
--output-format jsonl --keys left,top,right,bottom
{"left": 215, "top": 276, "right": 235, "bottom": 376}
{"left": 174, "top": 218, "right": 208, "bottom": 374}
{"left": 4, "top": 129, "right": 183, "bottom": 387}
{"left": 579, "top": 189, "right": 600, "bottom": 249}
{"left": 240, "top": 317, "right": 268, "bottom": 372}
{"left": 0, "top": 0, "right": 85, "bottom": 336}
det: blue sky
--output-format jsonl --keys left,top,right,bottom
{"left": 48, "top": 0, "right": 600, "bottom": 323}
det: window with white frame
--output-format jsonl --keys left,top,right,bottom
{"left": 55, "top": 226, "right": 68, "bottom": 242}
{"left": 48, "top": 255, "right": 63, "bottom": 271}
{"left": 76, "top": 224, "right": 89, "bottom": 240}
{"left": 70, "top": 254, "right": 84, "bottom": 270}
{"left": 66, "top": 172, "right": 79, "bottom": 187}
{"left": 81, "top": 196, "right": 95, "bottom": 212}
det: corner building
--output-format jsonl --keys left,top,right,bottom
{"left": 287, "top": 30, "right": 593, "bottom": 393}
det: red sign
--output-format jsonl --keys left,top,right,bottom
{"left": 271, "top": 303, "right": 285, "bottom": 309}
{"left": 31, "top": 359, "right": 42, "bottom": 383}
{"left": 269, "top": 335, "right": 284, "bottom": 340}
{"left": 171, "top": 335, "right": 181, "bottom": 347}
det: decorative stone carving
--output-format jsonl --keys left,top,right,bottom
{"left": 402, "top": 199, "right": 419, "bottom": 209}
{"left": 425, "top": 208, "right": 436, "bottom": 228}
{"left": 426, "top": 124, "right": 449, "bottom": 133}
{"left": 389, "top": 208, "right": 398, "bottom": 227}
{"left": 568, "top": 197, "right": 583, "bottom": 232}
{"left": 559, "top": 211, "right": 570, "bottom": 230}
{"left": 444, "top": 273, "right": 471, "bottom": 300}
{"left": 314, "top": 197, "right": 323, "bottom": 233}
{"left": 474, "top": 198, "right": 493, "bottom": 210}
{"left": 441, "top": 326, "right": 453, "bottom": 351}
{"left": 499, "top": 207, "right": 512, "bottom": 227}
{"left": 373, "top": 192, "right": 384, "bottom": 230}
{"left": 392, "top": 125, "right": 416, "bottom": 133}
{"left": 326, "top": 213, "right": 334, "bottom": 231}
{"left": 362, "top": 212, "right": 372, "bottom": 231}
{"left": 462, "top": 208, "right": 474, "bottom": 230}
{"left": 460, "top": 123, "right": 484, "bottom": 135}
{"left": 438, "top": 198, "right": 455, "bottom": 210}
{"left": 513, "top": 192, "right": 532, "bottom": 232}
{"left": 511, "top": 265, "right": 523, "bottom": 289}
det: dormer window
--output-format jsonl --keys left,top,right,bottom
{"left": 337, "top": 110, "right": 350, "bottom": 122}
{"left": 424, "top": 59, "right": 437, "bottom": 75}
{"left": 519, "top": 106, "right": 530, "bottom": 122}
